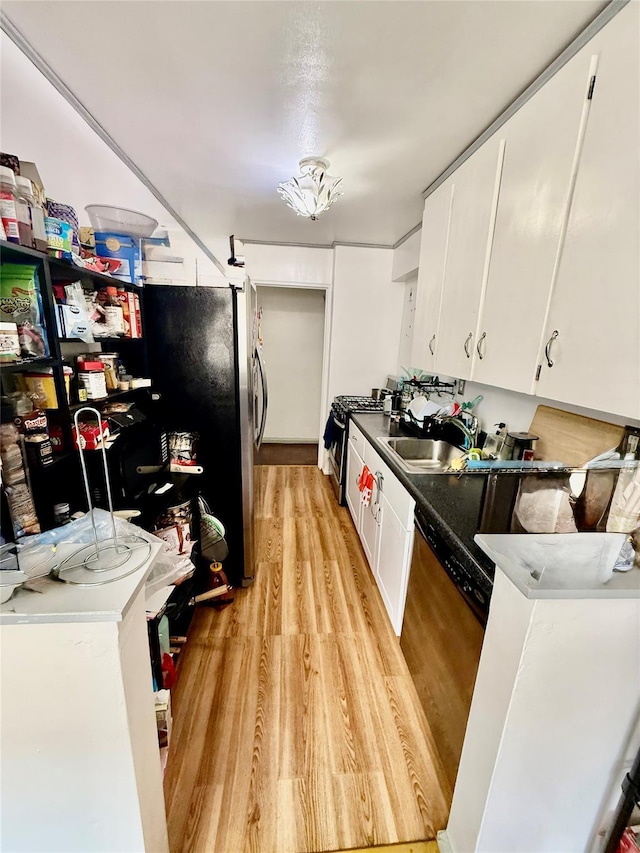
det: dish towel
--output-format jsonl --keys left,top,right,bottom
{"left": 357, "top": 465, "right": 375, "bottom": 507}
{"left": 323, "top": 412, "right": 337, "bottom": 449}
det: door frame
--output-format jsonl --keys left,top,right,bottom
{"left": 251, "top": 279, "right": 332, "bottom": 470}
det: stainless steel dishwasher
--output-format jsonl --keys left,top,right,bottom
{"left": 400, "top": 509, "right": 487, "bottom": 794}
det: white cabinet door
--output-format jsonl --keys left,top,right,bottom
{"left": 410, "top": 181, "right": 454, "bottom": 372}
{"left": 535, "top": 5, "right": 640, "bottom": 419}
{"left": 360, "top": 475, "right": 381, "bottom": 568}
{"left": 436, "top": 139, "right": 505, "bottom": 380}
{"left": 345, "top": 441, "right": 363, "bottom": 530}
{"left": 472, "top": 43, "right": 597, "bottom": 394}
{"left": 376, "top": 492, "right": 414, "bottom": 636}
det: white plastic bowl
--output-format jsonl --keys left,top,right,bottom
{"left": 85, "top": 205, "right": 158, "bottom": 238}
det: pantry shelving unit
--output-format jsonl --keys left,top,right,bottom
{"left": 0, "top": 239, "right": 148, "bottom": 534}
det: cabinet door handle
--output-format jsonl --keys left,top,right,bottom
{"left": 476, "top": 331, "right": 486, "bottom": 359}
{"left": 544, "top": 330, "right": 559, "bottom": 368}
{"left": 428, "top": 334, "right": 436, "bottom": 356}
{"left": 463, "top": 332, "right": 473, "bottom": 358}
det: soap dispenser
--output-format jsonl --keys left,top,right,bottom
{"left": 482, "top": 423, "right": 507, "bottom": 458}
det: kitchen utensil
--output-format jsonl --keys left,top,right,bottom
{"left": 85, "top": 205, "right": 158, "bottom": 238}
{"left": 502, "top": 431, "right": 539, "bottom": 461}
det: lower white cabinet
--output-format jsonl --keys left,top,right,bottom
{"left": 360, "top": 475, "right": 381, "bottom": 568}
{"left": 344, "top": 425, "right": 415, "bottom": 636}
{"left": 376, "top": 491, "right": 415, "bottom": 636}
{"left": 345, "top": 439, "right": 363, "bottom": 529}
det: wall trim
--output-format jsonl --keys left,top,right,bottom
{"left": 421, "top": 0, "right": 629, "bottom": 201}
{"left": 392, "top": 221, "right": 422, "bottom": 250}
{"left": 0, "top": 12, "right": 227, "bottom": 276}
{"left": 241, "top": 238, "right": 394, "bottom": 250}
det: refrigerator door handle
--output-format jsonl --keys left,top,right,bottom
{"left": 255, "top": 346, "right": 268, "bottom": 450}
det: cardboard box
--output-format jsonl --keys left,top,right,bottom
{"left": 94, "top": 231, "right": 142, "bottom": 284}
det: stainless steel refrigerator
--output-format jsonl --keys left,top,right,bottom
{"left": 143, "top": 280, "right": 267, "bottom": 588}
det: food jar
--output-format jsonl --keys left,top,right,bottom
{"left": 98, "top": 353, "right": 120, "bottom": 390}
{"left": 0, "top": 322, "right": 20, "bottom": 363}
{"left": 0, "top": 165, "right": 20, "bottom": 244}
{"left": 77, "top": 360, "right": 108, "bottom": 400}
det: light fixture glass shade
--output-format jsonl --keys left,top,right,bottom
{"left": 277, "top": 157, "right": 343, "bottom": 220}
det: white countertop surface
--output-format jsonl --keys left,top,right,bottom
{"left": 0, "top": 541, "right": 162, "bottom": 625}
{"left": 475, "top": 532, "right": 640, "bottom": 599}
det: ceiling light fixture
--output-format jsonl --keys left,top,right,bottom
{"left": 277, "top": 157, "right": 343, "bottom": 220}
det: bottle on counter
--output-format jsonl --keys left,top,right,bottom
{"left": 482, "top": 423, "right": 508, "bottom": 459}
{"left": 0, "top": 165, "right": 20, "bottom": 244}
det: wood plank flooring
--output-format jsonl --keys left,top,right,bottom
{"left": 255, "top": 443, "right": 319, "bottom": 465}
{"left": 164, "top": 466, "right": 450, "bottom": 853}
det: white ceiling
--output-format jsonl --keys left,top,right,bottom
{"left": 3, "top": 0, "right": 608, "bottom": 261}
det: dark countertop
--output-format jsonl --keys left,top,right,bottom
{"left": 351, "top": 413, "right": 495, "bottom": 590}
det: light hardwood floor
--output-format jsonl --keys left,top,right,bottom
{"left": 164, "top": 466, "right": 450, "bottom": 853}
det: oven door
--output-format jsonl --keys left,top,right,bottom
{"left": 328, "top": 413, "right": 346, "bottom": 503}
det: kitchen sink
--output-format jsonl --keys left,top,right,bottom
{"left": 376, "top": 436, "right": 465, "bottom": 473}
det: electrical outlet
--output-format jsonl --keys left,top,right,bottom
{"left": 457, "top": 379, "right": 466, "bottom": 396}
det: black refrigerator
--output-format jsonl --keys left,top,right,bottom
{"left": 143, "top": 281, "right": 267, "bottom": 588}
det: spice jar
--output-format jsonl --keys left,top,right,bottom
{"left": 77, "top": 360, "right": 108, "bottom": 400}
{"left": 0, "top": 165, "right": 20, "bottom": 244}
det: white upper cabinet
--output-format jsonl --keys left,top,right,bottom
{"left": 436, "top": 138, "right": 504, "bottom": 381}
{"left": 471, "top": 42, "right": 598, "bottom": 394}
{"left": 410, "top": 181, "right": 453, "bottom": 373}
{"left": 535, "top": 5, "right": 640, "bottom": 419}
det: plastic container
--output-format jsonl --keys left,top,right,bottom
{"left": 85, "top": 205, "right": 158, "bottom": 238}
{"left": 103, "top": 287, "right": 125, "bottom": 337}
{"left": 0, "top": 322, "right": 20, "bottom": 362}
{"left": 77, "top": 360, "right": 108, "bottom": 400}
{"left": 16, "top": 177, "right": 47, "bottom": 252}
{"left": 24, "top": 370, "right": 63, "bottom": 410}
{"left": 0, "top": 165, "right": 20, "bottom": 244}
{"left": 98, "top": 352, "right": 120, "bottom": 390}
{"left": 13, "top": 177, "right": 33, "bottom": 248}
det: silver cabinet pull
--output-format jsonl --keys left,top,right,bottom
{"left": 428, "top": 334, "right": 436, "bottom": 356}
{"left": 463, "top": 332, "right": 473, "bottom": 358}
{"left": 476, "top": 331, "right": 486, "bottom": 359}
{"left": 545, "top": 330, "right": 559, "bottom": 368}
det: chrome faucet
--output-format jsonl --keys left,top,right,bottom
{"left": 435, "top": 412, "right": 479, "bottom": 449}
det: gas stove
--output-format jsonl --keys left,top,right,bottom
{"left": 332, "top": 395, "right": 385, "bottom": 421}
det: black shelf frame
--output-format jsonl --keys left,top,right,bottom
{"left": 1, "top": 239, "right": 149, "bottom": 535}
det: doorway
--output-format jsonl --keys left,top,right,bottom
{"left": 255, "top": 285, "right": 326, "bottom": 465}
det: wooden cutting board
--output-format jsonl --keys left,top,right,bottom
{"left": 529, "top": 405, "right": 624, "bottom": 467}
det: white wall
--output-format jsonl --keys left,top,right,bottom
{"left": 244, "top": 243, "right": 333, "bottom": 286}
{"left": 327, "top": 246, "right": 403, "bottom": 404}
{"left": 257, "top": 286, "right": 325, "bottom": 442}
{"left": 397, "top": 274, "right": 417, "bottom": 374}
{"left": 0, "top": 33, "right": 223, "bottom": 281}
{"left": 392, "top": 228, "right": 421, "bottom": 282}
{"left": 456, "top": 379, "right": 640, "bottom": 435}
